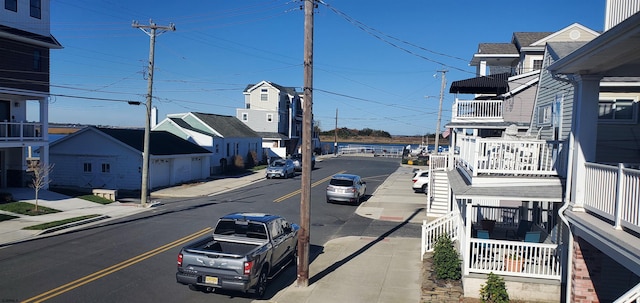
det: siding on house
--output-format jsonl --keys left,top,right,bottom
{"left": 49, "top": 127, "right": 211, "bottom": 190}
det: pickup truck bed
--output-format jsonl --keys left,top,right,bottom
{"left": 187, "top": 236, "right": 265, "bottom": 256}
{"left": 176, "top": 213, "right": 298, "bottom": 298}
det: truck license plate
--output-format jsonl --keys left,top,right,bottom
{"left": 205, "top": 276, "right": 218, "bottom": 284}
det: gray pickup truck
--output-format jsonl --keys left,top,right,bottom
{"left": 176, "top": 212, "right": 299, "bottom": 298}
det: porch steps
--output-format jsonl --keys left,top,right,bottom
{"left": 429, "top": 169, "right": 449, "bottom": 216}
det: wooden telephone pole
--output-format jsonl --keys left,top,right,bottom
{"left": 434, "top": 70, "right": 447, "bottom": 154}
{"left": 297, "top": 0, "right": 315, "bottom": 287}
{"left": 132, "top": 20, "right": 175, "bottom": 207}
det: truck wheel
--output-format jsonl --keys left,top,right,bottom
{"left": 254, "top": 269, "right": 268, "bottom": 298}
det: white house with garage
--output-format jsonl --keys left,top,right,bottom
{"left": 49, "top": 126, "right": 211, "bottom": 191}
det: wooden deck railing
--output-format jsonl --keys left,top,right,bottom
{"left": 584, "top": 163, "right": 640, "bottom": 234}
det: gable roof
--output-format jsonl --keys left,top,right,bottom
{"left": 97, "top": 127, "right": 211, "bottom": 155}
{"left": 244, "top": 81, "right": 300, "bottom": 97}
{"left": 477, "top": 43, "right": 519, "bottom": 55}
{"left": 512, "top": 32, "right": 554, "bottom": 49}
{"left": 191, "top": 113, "right": 260, "bottom": 138}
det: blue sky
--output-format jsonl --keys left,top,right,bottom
{"left": 45, "top": 0, "right": 604, "bottom": 135}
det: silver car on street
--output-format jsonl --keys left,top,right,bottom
{"left": 326, "top": 174, "right": 367, "bottom": 204}
{"left": 266, "top": 159, "right": 295, "bottom": 179}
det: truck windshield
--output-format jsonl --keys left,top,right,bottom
{"left": 214, "top": 220, "right": 268, "bottom": 239}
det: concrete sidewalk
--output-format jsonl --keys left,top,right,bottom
{"left": 0, "top": 160, "right": 430, "bottom": 302}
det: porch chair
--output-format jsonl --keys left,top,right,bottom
{"left": 507, "top": 220, "right": 533, "bottom": 240}
{"left": 524, "top": 231, "right": 542, "bottom": 266}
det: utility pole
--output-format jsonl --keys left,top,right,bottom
{"left": 132, "top": 20, "right": 175, "bottom": 207}
{"left": 434, "top": 70, "right": 447, "bottom": 154}
{"left": 298, "top": 0, "right": 315, "bottom": 287}
{"left": 334, "top": 108, "right": 338, "bottom": 155}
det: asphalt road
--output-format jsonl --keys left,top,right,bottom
{"left": 0, "top": 157, "right": 421, "bottom": 302}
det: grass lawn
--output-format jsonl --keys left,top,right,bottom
{"left": 0, "top": 202, "right": 60, "bottom": 216}
{"left": 48, "top": 188, "right": 114, "bottom": 205}
{"left": 0, "top": 213, "right": 19, "bottom": 222}
{"left": 23, "top": 214, "right": 102, "bottom": 230}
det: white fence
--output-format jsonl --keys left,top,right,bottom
{"left": 584, "top": 163, "right": 640, "bottom": 234}
{"left": 457, "top": 137, "right": 560, "bottom": 176}
{"left": 468, "top": 238, "right": 561, "bottom": 280}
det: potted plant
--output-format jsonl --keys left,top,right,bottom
{"left": 503, "top": 252, "right": 524, "bottom": 272}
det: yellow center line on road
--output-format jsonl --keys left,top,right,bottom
{"left": 22, "top": 227, "right": 213, "bottom": 303}
{"left": 273, "top": 170, "right": 347, "bottom": 203}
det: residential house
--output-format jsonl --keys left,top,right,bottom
{"left": 236, "top": 80, "right": 319, "bottom": 158}
{"left": 153, "top": 112, "right": 262, "bottom": 175}
{"left": 0, "top": 0, "right": 61, "bottom": 188}
{"left": 545, "top": 4, "right": 640, "bottom": 302}
{"left": 49, "top": 126, "right": 211, "bottom": 191}
{"left": 422, "top": 1, "right": 640, "bottom": 302}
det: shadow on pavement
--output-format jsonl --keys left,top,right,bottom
{"left": 309, "top": 207, "right": 423, "bottom": 285}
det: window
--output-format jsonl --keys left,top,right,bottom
{"left": 226, "top": 143, "right": 230, "bottom": 157}
{"left": 599, "top": 99, "right": 637, "bottom": 123}
{"left": 533, "top": 59, "right": 543, "bottom": 70}
{"left": 101, "top": 163, "right": 111, "bottom": 173}
{"left": 215, "top": 144, "right": 219, "bottom": 154}
{"left": 83, "top": 163, "right": 92, "bottom": 173}
{"left": 537, "top": 105, "right": 552, "bottom": 125}
{"left": 266, "top": 113, "right": 273, "bottom": 122}
{"left": 235, "top": 143, "right": 239, "bottom": 155}
{"left": 260, "top": 88, "right": 268, "bottom": 101}
{"left": 242, "top": 113, "right": 248, "bottom": 121}
{"left": 5, "top": 0, "right": 17, "bottom": 12}
{"left": 33, "top": 50, "right": 41, "bottom": 71}
{"left": 30, "top": 0, "right": 40, "bottom": 18}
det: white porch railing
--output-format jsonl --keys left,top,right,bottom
{"left": 468, "top": 238, "right": 561, "bottom": 280}
{"left": 421, "top": 212, "right": 460, "bottom": 259}
{"left": 0, "top": 121, "right": 43, "bottom": 141}
{"left": 451, "top": 100, "right": 503, "bottom": 122}
{"left": 584, "top": 163, "right": 640, "bottom": 234}
{"left": 457, "top": 137, "right": 560, "bottom": 177}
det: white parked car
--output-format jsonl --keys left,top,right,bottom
{"left": 411, "top": 170, "right": 430, "bottom": 193}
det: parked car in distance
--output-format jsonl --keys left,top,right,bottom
{"left": 326, "top": 174, "right": 366, "bottom": 204}
{"left": 266, "top": 159, "right": 295, "bottom": 179}
{"left": 290, "top": 153, "right": 315, "bottom": 171}
{"left": 412, "top": 169, "right": 430, "bottom": 193}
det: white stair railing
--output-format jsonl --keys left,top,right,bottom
{"left": 421, "top": 211, "right": 460, "bottom": 259}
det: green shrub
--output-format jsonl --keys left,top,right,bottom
{"left": 433, "top": 234, "right": 461, "bottom": 280}
{"left": 479, "top": 272, "right": 509, "bottom": 303}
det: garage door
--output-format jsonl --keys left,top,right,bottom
{"left": 150, "top": 159, "right": 171, "bottom": 189}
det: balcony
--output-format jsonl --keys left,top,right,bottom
{"left": 451, "top": 99, "right": 503, "bottom": 123}
{"left": 582, "top": 163, "right": 640, "bottom": 234}
{"left": 456, "top": 137, "right": 561, "bottom": 180}
{"left": 0, "top": 121, "right": 43, "bottom": 142}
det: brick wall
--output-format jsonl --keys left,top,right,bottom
{"left": 571, "top": 237, "right": 600, "bottom": 303}
{"left": 571, "top": 236, "right": 640, "bottom": 302}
